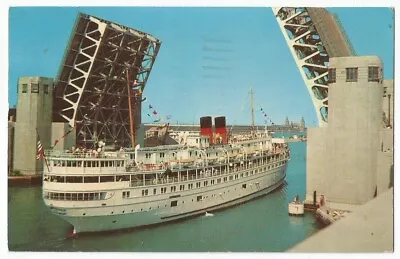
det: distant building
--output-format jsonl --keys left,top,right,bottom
{"left": 306, "top": 56, "right": 392, "bottom": 206}
{"left": 285, "top": 116, "right": 290, "bottom": 126}
{"left": 13, "top": 77, "right": 54, "bottom": 175}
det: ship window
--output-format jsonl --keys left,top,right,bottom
{"left": 84, "top": 176, "right": 98, "bottom": 183}
{"left": 171, "top": 200, "right": 178, "bottom": 207}
{"left": 196, "top": 182, "right": 201, "bottom": 188}
{"left": 368, "top": 66, "right": 380, "bottom": 82}
{"left": 240, "top": 173, "right": 243, "bottom": 178}
{"left": 72, "top": 193, "right": 78, "bottom": 200}
{"left": 217, "top": 178, "right": 221, "bottom": 183}
{"left": 242, "top": 184, "right": 247, "bottom": 189}
{"left": 235, "top": 175, "right": 238, "bottom": 179}
{"left": 100, "top": 176, "right": 114, "bottom": 182}
{"left": 123, "top": 191, "right": 130, "bottom": 198}
{"left": 55, "top": 176, "right": 65, "bottom": 183}
{"left": 171, "top": 186, "right": 176, "bottom": 192}
{"left": 153, "top": 188, "right": 157, "bottom": 195}
{"left": 116, "top": 175, "right": 130, "bottom": 182}
{"left": 59, "top": 193, "right": 65, "bottom": 200}
{"left": 142, "top": 189, "right": 149, "bottom": 196}
{"left": 224, "top": 177, "right": 227, "bottom": 182}
{"left": 22, "top": 84, "right": 28, "bottom": 93}
{"left": 31, "top": 83, "right": 39, "bottom": 93}
{"left": 197, "top": 195, "right": 202, "bottom": 202}
{"left": 44, "top": 84, "right": 49, "bottom": 94}
{"left": 100, "top": 161, "right": 105, "bottom": 167}
{"left": 180, "top": 185, "right": 185, "bottom": 191}
{"left": 161, "top": 187, "right": 166, "bottom": 194}
{"left": 188, "top": 183, "right": 193, "bottom": 189}
{"left": 203, "top": 181, "right": 208, "bottom": 186}
{"left": 65, "top": 193, "right": 72, "bottom": 200}
{"left": 65, "top": 176, "right": 83, "bottom": 183}
{"left": 211, "top": 180, "right": 215, "bottom": 185}
{"left": 78, "top": 193, "right": 84, "bottom": 201}
{"left": 88, "top": 193, "right": 94, "bottom": 200}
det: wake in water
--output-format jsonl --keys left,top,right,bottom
{"left": 205, "top": 212, "right": 214, "bottom": 217}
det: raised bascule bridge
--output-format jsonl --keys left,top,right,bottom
{"left": 273, "top": 7, "right": 355, "bottom": 126}
{"left": 52, "top": 8, "right": 354, "bottom": 149}
{"left": 53, "top": 13, "right": 161, "bottom": 148}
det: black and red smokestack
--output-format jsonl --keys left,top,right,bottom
{"left": 200, "top": 116, "right": 213, "bottom": 143}
{"left": 214, "top": 116, "right": 227, "bottom": 144}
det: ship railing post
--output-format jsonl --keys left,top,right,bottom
{"left": 143, "top": 174, "right": 145, "bottom": 186}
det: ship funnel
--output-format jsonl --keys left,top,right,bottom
{"left": 214, "top": 116, "right": 227, "bottom": 144}
{"left": 200, "top": 116, "right": 213, "bottom": 144}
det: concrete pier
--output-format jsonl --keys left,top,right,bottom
{"left": 288, "top": 188, "right": 393, "bottom": 252}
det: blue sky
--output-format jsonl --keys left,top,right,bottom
{"left": 8, "top": 7, "right": 394, "bottom": 126}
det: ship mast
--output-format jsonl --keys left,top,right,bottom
{"left": 250, "top": 88, "right": 255, "bottom": 132}
{"left": 126, "top": 68, "right": 135, "bottom": 148}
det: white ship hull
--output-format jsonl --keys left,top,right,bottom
{"left": 51, "top": 165, "right": 286, "bottom": 233}
{"left": 46, "top": 164, "right": 287, "bottom": 236}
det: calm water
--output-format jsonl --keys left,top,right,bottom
{"left": 8, "top": 136, "right": 322, "bottom": 252}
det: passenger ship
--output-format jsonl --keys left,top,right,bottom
{"left": 42, "top": 117, "right": 290, "bottom": 234}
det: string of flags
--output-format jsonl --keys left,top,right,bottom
{"left": 260, "top": 107, "right": 275, "bottom": 125}
{"left": 147, "top": 103, "right": 172, "bottom": 123}
{"left": 52, "top": 125, "right": 75, "bottom": 148}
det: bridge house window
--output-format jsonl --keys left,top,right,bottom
{"left": 22, "top": 84, "right": 28, "bottom": 93}
{"left": 346, "top": 67, "right": 358, "bottom": 82}
{"left": 328, "top": 68, "right": 336, "bottom": 83}
{"left": 44, "top": 84, "right": 49, "bottom": 94}
{"left": 31, "top": 83, "right": 39, "bottom": 93}
{"left": 368, "top": 66, "right": 380, "bottom": 82}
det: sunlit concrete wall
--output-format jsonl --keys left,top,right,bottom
{"left": 306, "top": 56, "right": 384, "bottom": 205}
{"left": 305, "top": 127, "right": 328, "bottom": 204}
{"left": 13, "top": 77, "right": 53, "bottom": 175}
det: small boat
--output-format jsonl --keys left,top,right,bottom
{"left": 288, "top": 195, "right": 304, "bottom": 216}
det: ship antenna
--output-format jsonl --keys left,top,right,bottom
{"left": 250, "top": 88, "right": 255, "bottom": 133}
{"left": 126, "top": 68, "right": 135, "bottom": 148}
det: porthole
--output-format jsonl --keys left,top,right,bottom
{"left": 122, "top": 210, "right": 125, "bottom": 213}
{"left": 111, "top": 211, "right": 114, "bottom": 214}
{"left": 83, "top": 213, "right": 86, "bottom": 216}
